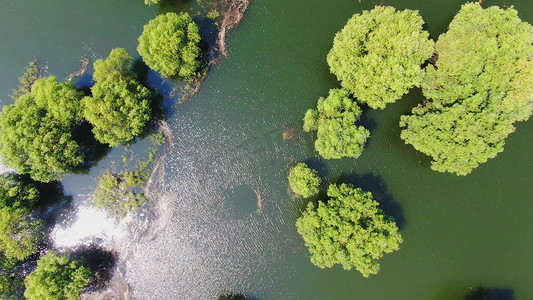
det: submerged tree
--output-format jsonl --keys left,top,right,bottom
{"left": 138, "top": 12, "right": 202, "bottom": 80}
{"left": 303, "top": 89, "right": 369, "bottom": 159}
{"left": 24, "top": 251, "right": 92, "bottom": 300}
{"left": 0, "top": 175, "right": 43, "bottom": 261}
{"left": 400, "top": 3, "right": 533, "bottom": 175}
{"left": 0, "top": 77, "right": 84, "bottom": 182}
{"left": 288, "top": 163, "right": 320, "bottom": 198}
{"left": 296, "top": 184, "right": 402, "bottom": 277}
{"left": 327, "top": 6, "right": 434, "bottom": 109}
{"left": 84, "top": 48, "right": 152, "bottom": 147}
{"left": 11, "top": 61, "right": 43, "bottom": 100}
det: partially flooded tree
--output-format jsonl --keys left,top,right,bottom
{"left": 303, "top": 89, "right": 369, "bottom": 159}
{"left": 137, "top": 12, "right": 202, "bottom": 80}
{"left": 327, "top": 6, "right": 434, "bottom": 109}
{"left": 0, "top": 175, "right": 43, "bottom": 261}
{"left": 400, "top": 3, "right": 533, "bottom": 175}
{"left": 84, "top": 48, "right": 152, "bottom": 147}
{"left": 0, "top": 77, "right": 84, "bottom": 182}
{"left": 288, "top": 163, "right": 320, "bottom": 198}
{"left": 24, "top": 251, "right": 92, "bottom": 300}
{"left": 296, "top": 184, "right": 402, "bottom": 278}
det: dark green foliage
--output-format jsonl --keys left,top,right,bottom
{"left": 400, "top": 3, "right": 533, "bottom": 175}
{"left": 24, "top": 251, "right": 92, "bottom": 300}
{"left": 0, "top": 77, "right": 84, "bottom": 182}
{"left": 327, "top": 6, "right": 434, "bottom": 109}
{"left": 296, "top": 184, "right": 402, "bottom": 277}
{"left": 0, "top": 254, "right": 24, "bottom": 299}
{"left": 303, "top": 89, "right": 369, "bottom": 159}
{"left": 11, "top": 61, "right": 42, "bottom": 100}
{"left": 0, "top": 175, "right": 43, "bottom": 261}
{"left": 137, "top": 12, "right": 202, "bottom": 80}
{"left": 288, "top": 163, "right": 320, "bottom": 198}
{"left": 84, "top": 48, "right": 152, "bottom": 147}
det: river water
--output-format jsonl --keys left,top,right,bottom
{"left": 1, "top": 0, "right": 533, "bottom": 299}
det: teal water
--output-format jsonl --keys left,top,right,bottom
{"left": 1, "top": 0, "right": 533, "bottom": 299}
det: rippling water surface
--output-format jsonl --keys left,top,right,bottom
{"left": 1, "top": 0, "right": 533, "bottom": 299}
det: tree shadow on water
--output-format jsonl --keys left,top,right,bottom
{"left": 464, "top": 287, "right": 515, "bottom": 300}
{"left": 335, "top": 173, "right": 406, "bottom": 229}
{"left": 71, "top": 244, "right": 116, "bottom": 293}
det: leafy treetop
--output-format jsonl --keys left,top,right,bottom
{"left": 327, "top": 6, "right": 434, "bottom": 109}
{"left": 296, "top": 184, "right": 402, "bottom": 277}
{"left": 0, "top": 77, "right": 84, "bottom": 182}
{"left": 84, "top": 48, "right": 152, "bottom": 146}
{"left": 400, "top": 3, "right": 533, "bottom": 175}
{"left": 137, "top": 12, "right": 202, "bottom": 80}
{"left": 303, "top": 89, "right": 369, "bottom": 159}
{"left": 24, "top": 251, "right": 92, "bottom": 300}
{"left": 288, "top": 163, "right": 320, "bottom": 198}
{"left": 0, "top": 175, "right": 43, "bottom": 261}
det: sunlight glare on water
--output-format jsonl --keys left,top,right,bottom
{"left": 52, "top": 206, "right": 127, "bottom": 248}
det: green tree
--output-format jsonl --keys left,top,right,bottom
{"left": 296, "top": 184, "right": 402, "bottom": 277}
{"left": 0, "top": 175, "right": 43, "bottom": 261}
{"left": 400, "top": 3, "right": 533, "bottom": 175}
{"left": 144, "top": 0, "right": 159, "bottom": 5}
{"left": 11, "top": 61, "right": 42, "bottom": 100}
{"left": 24, "top": 251, "right": 92, "bottom": 300}
{"left": 288, "top": 163, "right": 320, "bottom": 198}
{"left": 84, "top": 48, "right": 152, "bottom": 146}
{"left": 0, "top": 77, "right": 84, "bottom": 182}
{"left": 327, "top": 6, "right": 434, "bottom": 109}
{"left": 137, "top": 12, "right": 202, "bottom": 80}
{"left": 303, "top": 89, "right": 369, "bottom": 159}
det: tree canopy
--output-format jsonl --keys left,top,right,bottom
{"left": 144, "top": 0, "right": 159, "bottom": 5}
{"left": 0, "top": 77, "right": 84, "bottom": 182}
{"left": 84, "top": 48, "right": 152, "bottom": 147}
{"left": 303, "top": 89, "right": 369, "bottom": 159}
{"left": 24, "top": 251, "right": 91, "bottom": 300}
{"left": 137, "top": 12, "right": 202, "bottom": 80}
{"left": 288, "top": 163, "right": 320, "bottom": 198}
{"left": 327, "top": 6, "right": 434, "bottom": 109}
{"left": 400, "top": 3, "right": 533, "bottom": 175}
{"left": 296, "top": 184, "right": 402, "bottom": 277}
{"left": 0, "top": 175, "right": 43, "bottom": 261}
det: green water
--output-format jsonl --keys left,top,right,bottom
{"left": 1, "top": 0, "right": 533, "bottom": 299}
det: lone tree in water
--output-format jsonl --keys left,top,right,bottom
{"left": 0, "top": 175, "right": 43, "bottom": 262}
{"left": 0, "top": 76, "right": 84, "bottom": 182}
{"left": 24, "top": 251, "right": 92, "bottom": 300}
{"left": 84, "top": 48, "right": 152, "bottom": 147}
{"left": 303, "top": 89, "right": 369, "bottom": 159}
{"left": 138, "top": 12, "right": 202, "bottom": 80}
{"left": 327, "top": 6, "right": 434, "bottom": 109}
{"left": 296, "top": 184, "right": 402, "bottom": 278}
{"left": 288, "top": 163, "right": 320, "bottom": 198}
{"left": 400, "top": 3, "right": 533, "bottom": 176}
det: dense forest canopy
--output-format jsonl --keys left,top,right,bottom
{"left": 296, "top": 184, "right": 402, "bottom": 277}
{"left": 303, "top": 89, "right": 369, "bottom": 159}
{"left": 327, "top": 6, "right": 434, "bottom": 109}
{"left": 400, "top": 3, "right": 533, "bottom": 175}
